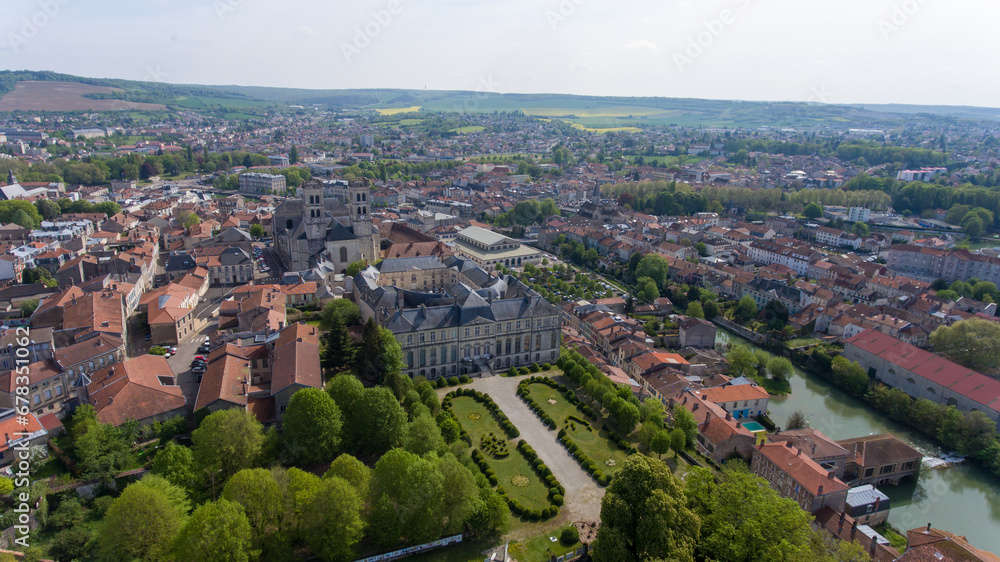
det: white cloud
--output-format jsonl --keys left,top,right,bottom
{"left": 625, "top": 40, "right": 658, "bottom": 52}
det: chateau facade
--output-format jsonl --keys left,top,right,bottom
{"left": 356, "top": 255, "right": 562, "bottom": 379}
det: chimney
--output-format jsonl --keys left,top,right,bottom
{"left": 811, "top": 443, "right": 817, "bottom": 455}
{"left": 828, "top": 471, "right": 835, "bottom": 479}
{"left": 838, "top": 511, "right": 845, "bottom": 532}
{"left": 874, "top": 496, "right": 881, "bottom": 512}
{"left": 786, "top": 440, "right": 793, "bottom": 448}
{"left": 851, "top": 520, "right": 858, "bottom": 540}
{"left": 926, "top": 523, "right": 932, "bottom": 533}
{"left": 818, "top": 485, "right": 823, "bottom": 495}
{"left": 796, "top": 448, "right": 801, "bottom": 457}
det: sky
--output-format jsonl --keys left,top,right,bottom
{"left": 2, "top": 0, "right": 998, "bottom": 108}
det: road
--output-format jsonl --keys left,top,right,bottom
{"left": 467, "top": 375, "right": 605, "bottom": 523}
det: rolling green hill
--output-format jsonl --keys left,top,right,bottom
{"left": 3, "top": 70, "right": 1000, "bottom": 129}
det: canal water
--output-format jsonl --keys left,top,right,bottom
{"left": 716, "top": 329, "right": 1000, "bottom": 554}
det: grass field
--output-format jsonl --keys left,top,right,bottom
{"left": 451, "top": 125, "right": 485, "bottom": 134}
{"left": 451, "top": 396, "right": 552, "bottom": 512}
{"left": 508, "top": 528, "right": 583, "bottom": 562}
{"left": 524, "top": 382, "right": 628, "bottom": 476}
{"left": 376, "top": 105, "right": 422, "bottom": 115}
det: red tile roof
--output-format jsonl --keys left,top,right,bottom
{"left": 846, "top": 329, "right": 1000, "bottom": 411}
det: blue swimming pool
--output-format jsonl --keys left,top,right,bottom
{"left": 741, "top": 421, "right": 766, "bottom": 432}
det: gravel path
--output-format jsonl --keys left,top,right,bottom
{"left": 469, "top": 375, "right": 605, "bottom": 522}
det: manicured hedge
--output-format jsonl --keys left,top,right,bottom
{"left": 444, "top": 388, "right": 520, "bottom": 438}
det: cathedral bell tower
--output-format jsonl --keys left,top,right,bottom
{"left": 349, "top": 181, "right": 372, "bottom": 238}
{"left": 302, "top": 185, "right": 326, "bottom": 241}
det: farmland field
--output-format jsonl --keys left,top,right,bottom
{"left": 376, "top": 105, "right": 421, "bottom": 115}
{"left": 0, "top": 81, "right": 166, "bottom": 111}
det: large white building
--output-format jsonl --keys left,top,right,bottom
{"left": 451, "top": 226, "right": 541, "bottom": 269}
{"left": 238, "top": 172, "right": 286, "bottom": 196}
{"left": 356, "top": 255, "right": 562, "bottom": 380}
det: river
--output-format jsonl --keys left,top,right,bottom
{"left": 716, "top": 329, "right": 1000, "bottom": 554}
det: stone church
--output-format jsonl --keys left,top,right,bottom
{"left": 274, "top": 179, "right": 380, "bottom": 273}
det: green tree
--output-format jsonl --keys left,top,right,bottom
{"left": 670, "top": 428, "right": 686, "bottom": 457}
{"left": 321, "top": 315, "right": 358, "bottom": 374}
{"left": 635, "top": 254, "right": 670, "bottom": 291}
{"left": 289, "top": 145, "right": 299, "bottom": 164}
{"left": 11, "top": 208, "right": 36, "bottom": 229}
{"left": 370, "top": 448, "right": 446, "bottom": 547}
{"left": 34, "top": 199, "right": 61, "bottom": 221}
{"left": 19, "top": 299, "right": 39, "bottom": 317}
{"left": 151, "top": 441, "right": 196, "bottom": 490}
{"left": 324, "top": 454, "right": 372, "bottom": 499}
{"left": 733, "top": 295, "right": 758, "bottom": 322}
{"left": 283, "top": 388, "right": 343, "bottom": 465}
{"left": 0, "top": 200, "right": 42, "bottom": 226}
{"left": 174, "top": 499, "right": 258, "bottom": 562}
{"left": 686, "top": 301, "right": 704, "bottom": 319}
{"left": 192, "top": 409, "right": 264, "bottom": 484}
{"left": 726, "top": 344, "right": 759, "bottom": 378}
{"left": 321, "top": 298, "right": 361, "bottom": 328}
{"left": 20, "top": 267, "right": 52, "bottom": 285}
{"left": 686, "top": 466, "right": 815, "bottom": 561}
{"left": 357, "top": 318, "right": 404, "bottom": 385}
{"left": 672, "top": 405, "right": 698, "bottom": 448}
{"left": 637, "top": 277, "right": 660, "bottom": 303}
{"left": 650, "top": 431, "right": 671, "bottom": 459}
{"left": 766, "top": 356, "right": 793, "bottom": 382}
{"left": 179, "top": 211, "right": 201, "bottom": 230}
{"left": 96, "top": 476, "right": 189, "bottom": 562}
{"left": 221, "top": 468, "right": 283, "bottom": 544}
{"left": 930, "top": 318, "right": 1000, "bottom": 375}
{"left": 804, "top": 202, "right": 823, "bottom": 219}
{"left": 353, "top": 387, "right": 408, "bottom": 454}
{"left": 300, "top": 476, "right": 366, "bottom": 561}
{"left": 249, "top": 223, "right": 265, "bottom": 239}
{"left": 593, "top": 455, "right": 700, "bottom": 562}
{"left": 345, "top": 260, "right": 368, "bottom": 277}
{"left": 404, "top": 410, "right": 446, "bottom": 456}
{"left": 74, "top": 421, "right": 134, "bottom": 484}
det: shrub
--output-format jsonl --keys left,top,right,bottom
{"left": 541, "top": 363, "right": 552, "bottom": 371}
{"left": 552, "top": 494, "right": 564, "bottom": 506}
{"left": 545, "top": 475, "right": 556, "bottom": 485}
{"left": 593, "top": 470, "right": 604, "bottom": 479}
{"left": 548, "top": 486, "right": 560, "bottom": 497}
{"left": 519, "top": 367, "right": 530, "bottom": 375}
{"left": 506, "top": 367, "right": 518, "bottom": 377}
{"left": 459, "top": 375, "right": 470, "bottom": 383}
{"left": 531, "top": 509, "right": 542, "bottom": 520}
{"left": 529, "top": 363, "right": 540, "bottom": 373}
{"left": 599, "top": 474, "right": 610, "bottom": 486}
{"left": 560, "top": 526, "right": 579, "bottom": 545}
{"left": 488, "top": 475, "right": 498, "bottom": 486}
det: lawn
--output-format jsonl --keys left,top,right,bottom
{"left": 450, "top": 397, "right": 552, "bottom": 512}
{"left": 783, "top": 337, "right": 821, "bottom": 349}
{"left": 450, "top": 126, "right": 485, "bottom": 134}
{"left": 524, "top": 382, "right": 629, "bottom": 477}
{"left": 508, "top": 527, "right": 583, "bottom": 562}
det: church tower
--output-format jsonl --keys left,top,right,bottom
{"left": 349, "top": 180, "right": 371, "bottom": 238}
{"left": 302, "top": 184, "right": 326, "bottom": 241}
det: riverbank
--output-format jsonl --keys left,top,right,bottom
{"left": 716, "top": 328, "right": 1000, "bottom": 555}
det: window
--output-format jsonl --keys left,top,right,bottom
{"left": 44, "top": 390, "right": 51, "bottom": 400}
{"left": 55, "top": 385, "right": 62, "bottom": 396}
{"left": 879, "top": 464, "right": 896, "bottom": 475}
{"left": 863, "top": 468, "right": 875, "bottom": 478}
{"left": 901, "top": 461, "right": 915, "bottom": 471}
{"left": 32, "top": 395, "right": 40, "bottom": 405}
